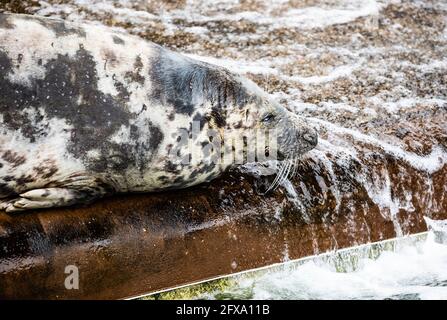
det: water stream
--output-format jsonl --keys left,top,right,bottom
{"left": 142, "top": 222, "right": 447, "bottom": 300}
{"left": 199, "top": 227, "right": 447, "bottom": 300}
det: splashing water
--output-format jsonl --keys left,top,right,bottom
{"left": 198, "top": 222, "right": 447, "bottom": 300}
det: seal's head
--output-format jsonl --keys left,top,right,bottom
{"left": 216, "top": 76, "right": 318, "bottom": 192}
{"left": 250, "top": 91, "right": 318, "bottom": 161}
{"left": 151, "top": 48, "right": 318, "bottom": 170}
{"left": 263, "top": 108, "right": 318, "bottom": 160}
{"left": 210, "top": 72, "right": 318, "bottom": 163}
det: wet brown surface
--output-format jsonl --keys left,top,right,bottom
{"left": 1, "top": 159, "right": 446, "bottom": 299}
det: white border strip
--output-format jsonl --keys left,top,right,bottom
{"left": 128, "top": 231, "right": 429, "bottom": 300}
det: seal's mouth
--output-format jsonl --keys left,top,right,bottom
{"left": 277, "top": 150, "right": 287, "bottom": 161}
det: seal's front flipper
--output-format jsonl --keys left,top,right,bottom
{"left": 0, "top": 199, "right": 14, "bottom": 211}
{"left": 4, "top": 188, "right": 100, "bottom": 212}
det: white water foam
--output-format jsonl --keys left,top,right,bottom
{"left": 310, "top": 118, "right": 447, "bottom": 174}
{"left": 204, "top": 224, "right": 447, "bottom": 300}
{"left": 36, "top": 0, "right": 387, "bottom": 32}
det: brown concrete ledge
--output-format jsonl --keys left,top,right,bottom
{"left": 1, "top": 155, "right": 446, "bottom": 299}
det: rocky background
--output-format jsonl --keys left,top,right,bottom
{"left": 0, "top": 0, "right": 446, "bottom": 299}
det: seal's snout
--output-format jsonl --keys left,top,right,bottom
{"left": 276, "top": 115, "right": 318, "bottom": 159}
{"left": 290, "top": 113, "right": 318, "bottom": 154}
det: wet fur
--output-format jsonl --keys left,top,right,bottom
{"left": 0, "top": 13, "right": 317, "bottom": 212}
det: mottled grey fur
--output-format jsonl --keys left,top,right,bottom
{"left": 0, "top": 13, "right": 317, "bottom": 212}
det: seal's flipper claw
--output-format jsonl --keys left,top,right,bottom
{"left": 0, "top": 199, "right": 22, "bottom": 212}
{"left": 0, "top": 200, "right": 8, "bottom": 210}
{"left": 4, "top": 201, "right": 25, "bottom": 213}
{"left": 7, "top": 198, "right": 62, "bottom": 211}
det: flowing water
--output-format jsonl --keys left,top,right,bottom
{"left": 201, "top": 230, "right": 447, "bottom": 300}
{"left": 147, "top": 221, "right": 447, "bottom": 300}
{"left": 206, "top": 234, "right": 447, "bottom": 300}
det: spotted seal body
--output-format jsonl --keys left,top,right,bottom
{"left": 0, "top": 13, "right": 317, "bottom": 212}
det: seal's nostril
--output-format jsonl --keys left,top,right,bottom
{"left": 303, "top": 131, "right": 317, "bottom": 146}
{"left": 303, "top": 133, "right": 312, "bottom": 142}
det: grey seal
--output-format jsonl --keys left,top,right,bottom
{"left": 0, "top": 13, "right": 317, "bottom": 212}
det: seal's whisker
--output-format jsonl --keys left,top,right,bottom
{"left": 279, "top": 159, "right": 293, "bottom": 187}
{"left": 272, "top": 162, "right": 286, "bottom": 191}
{"left": 265, "top": 158, "right": 289, "bottom": 193}
{"left": 291, "top": 156, "right": 300, "bottom": 178}
{"left": 290, "top": 158, "right": 296, "bottom": 179}
{"left": 267, "top": 162, "right": 286, "bottom": 192}
{"left": 287, "top": 155, "right": 296, "bottom": 179}
{"left": 280, "top": 157, "right": 293, "bottom": 182}
{"left": 274, "top": 159, "right": 291, "bottom": 191}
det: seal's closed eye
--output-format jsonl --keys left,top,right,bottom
{"left": 261, "top": 113, "right": 276, "bottom": 123}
